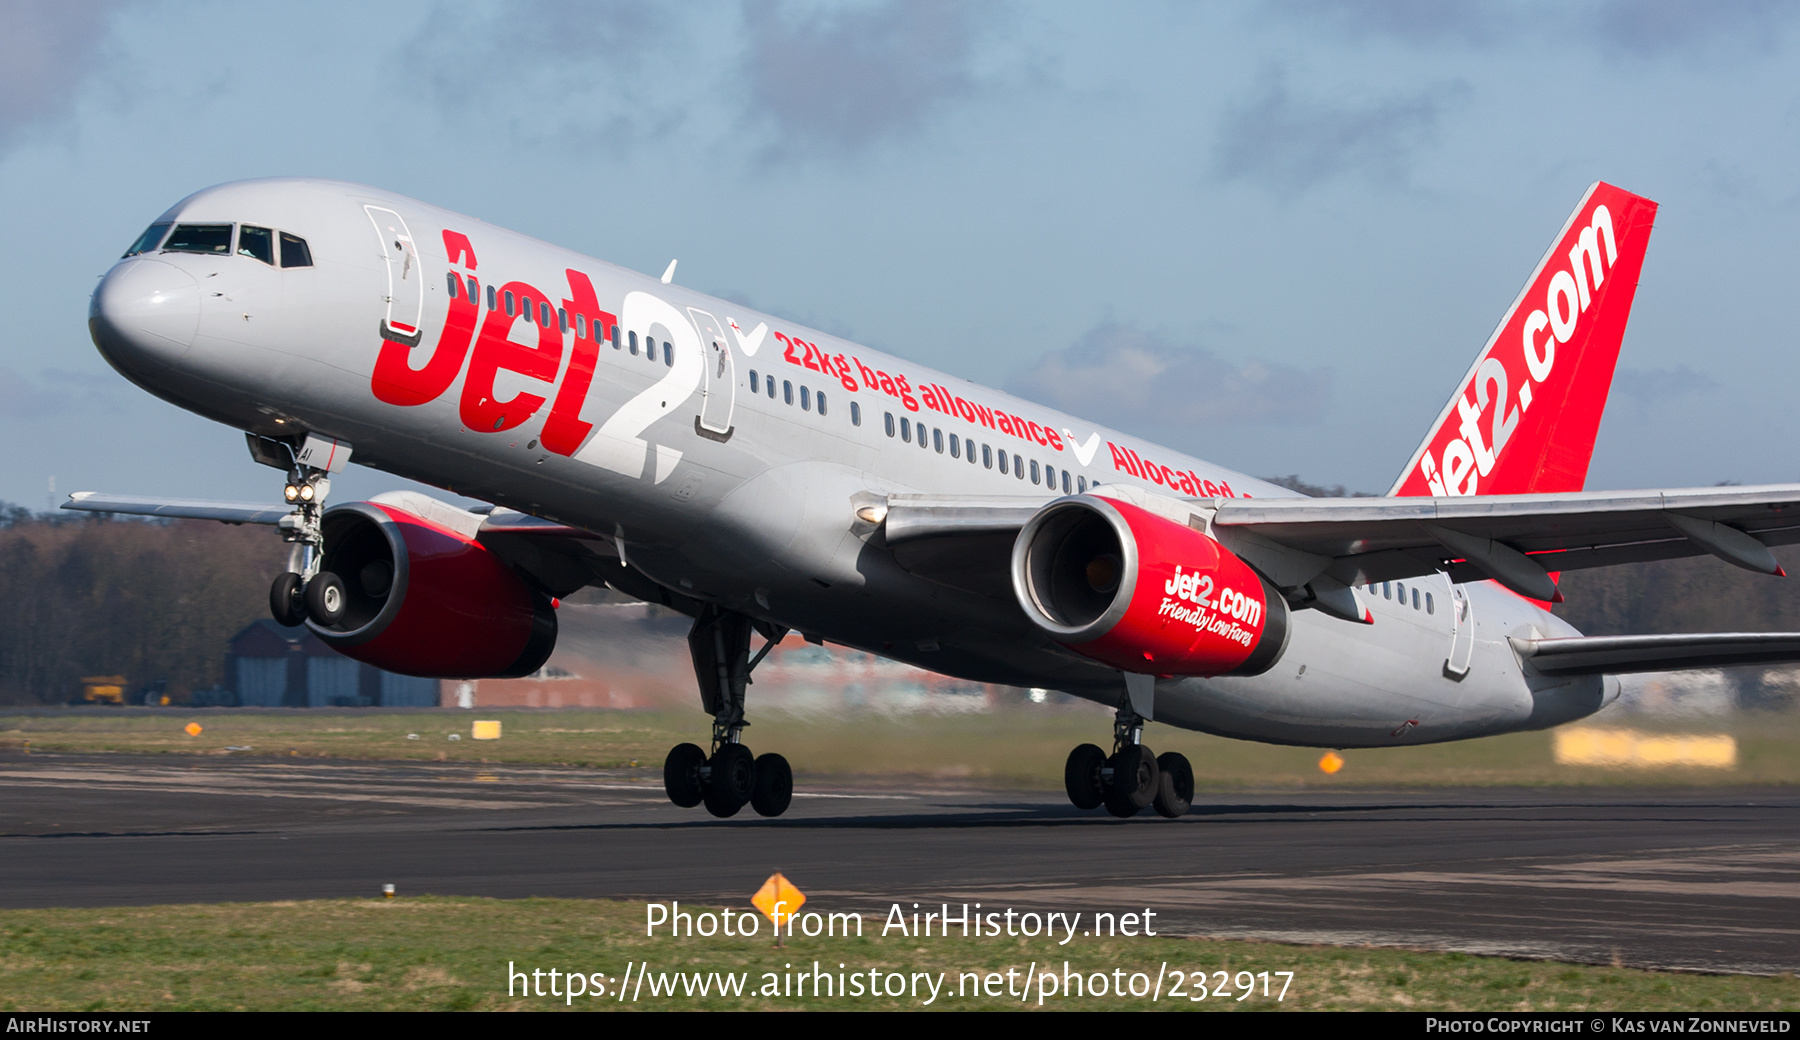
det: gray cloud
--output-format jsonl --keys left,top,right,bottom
{"left": 1272, "top": 0, "right": 1799, "bottom": 56}
{"left": 0, "top": 1, "right": 121, "bottom": 150}
{"left": 1271, "top": 0, "right": 1516, "bottom": 47}
{"left": 1611, "top": 365, "right": 1720, "bottom": 407}
{"left": 1586, "top": 0, "right": 1794, "bottom": 56}
{"left": 1008, "top": 323, "right": 1331, "bottom": 436}
{"left": 405, "top": 0, "right": 685, "bottom": 145}
{"left": 0, "top": 368, "right": 116, "bottom": 420}
{"left": 1212, "top": 69, "right": 1465, "bottom": 196}
{"left": 741, "top": 0, "right": 991, "bottom": 155}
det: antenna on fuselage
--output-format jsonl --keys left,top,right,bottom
{"left": 660, "top": 259, "right": 677, "bottom": 284}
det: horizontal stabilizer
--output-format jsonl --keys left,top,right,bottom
{"left": 1513, "top": 632, "right": 1800, "bottom": 675}
{"left": 61, "top": 492, "right": 289, "bottom": 525}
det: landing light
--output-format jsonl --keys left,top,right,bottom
{"left": 855, "top": 504, "right": 887, "bottom": 525}
{"left": 298, "top": 483, "right": 315, "bottom": 502}
{"left": 283, "top": 484, "right": 300, "bottom": 502}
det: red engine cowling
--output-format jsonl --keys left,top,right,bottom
{"left": 306, "top": 502, "right": 557, "bottom": 678}
{"left": 1011, "top": 495, "right": 1288, "bottom": 676}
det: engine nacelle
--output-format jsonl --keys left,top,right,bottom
{"left": 1011, "top": 495, "right": 1288, "bottom": 677}
{"left": 306, "top": 502, "right": 556, "bottom": 678}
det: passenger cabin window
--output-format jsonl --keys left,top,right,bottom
{"left": 629, "top": 331, "right": 638, "bottom": 355}
{"left": 278, "top": 232, "right": 312, "bottom": 268}
{"left": 576, "top": 314, "right": 586, "bottom": 338}
{"left": 766, "top": 376, "right": 776, "bottom": 398}
{"left": 445, "top": 271, "right": 460, "bottom": 297}
{"left": 900, "top": 417, "right": 911, "bottom": 442}
{"left": 750, "top": 370, "right": 760, "bottom": 394}
{"left": 1030, "top": 459, "right": 1041, "bottom": 484}
{"left": 950, "top": 434, "right": 960, "bottom": 458}
{"left": 998, "top": 451, "right": 1008, "bottom": 475}
{"left": 933, "top": 428, "right": 943, "bottom": 453}
{"left": 663, "top": 342, "right": 673, "bottom": 366}
{"left": 884, "top": 411, "right": 895, "bottom": 437}
{"left": 817, "top": 392, "right": 827, "bottom": 416}
{"left": 800, "top": 386, "right": 811, "bottom": 411}
{"left": 1426, "top": 592, "right": 1434, "bottom": 615}
{"left": 850, "top": 401, "right": 861, "bottom": 426}
{"left": 123, "top": 222, "right": 171, "bottom": 257}
{"left": 539, "top": 301, "right": 551, "bottom": 328}
{"left": 164, "top": 224, "right": 233, "bottom": 255}
{"left": 487, "top": 285, "right": 497, "bottom": 310}
{"left": 504, "top": 291, "right": 516, "bottom": 317}
{"left": 783, "top": 380, "right": 794, "bottom": 405}
{"left": 1062, "top": 471, "right": 1072, "bottom": 494}
{"left": 984, "top": 445, "right": 994, "bottom": 469}
{"left": 611, "top": 325, "right": 621, "bottom": 349}
{"left": 1015, "top": 454, "right": 1025, "bottom": 479}
{"left": 238, "top": 225, "right": 275, "bottom": 265}
{"left": 558, "top": 307, "right": 568, "bottom": 332}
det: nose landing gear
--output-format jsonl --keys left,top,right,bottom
{"left": 660, "top": 606, "right": 795, "bottom": 818}
{"left": 1064, "top": 703, "right": 1192, "bottom": 819}
{"left": 266, "top": 462, "right": 333, "bottom": 628}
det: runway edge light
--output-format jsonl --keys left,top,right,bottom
{"left": 184, "top": 722, "right": 203, "bottom": 737}
{"left": 383, "top": 884, "right": 395, "bottom": 899}
{"left": 1319, "top": 751, "right": 1344, "bottom": 774}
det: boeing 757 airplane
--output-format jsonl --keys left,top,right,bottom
{"left": 74, "top": 178, "right": 1800, "bottom": 819}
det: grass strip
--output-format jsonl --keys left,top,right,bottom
{"left": 4, "top": 707, "right": 1800, "bottom": 788}
{"left": 0, "top": 897, "right": 1794, "bottom": 1012}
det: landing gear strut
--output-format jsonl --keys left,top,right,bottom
{"left": 1063, "top": 701, "right": 1192, "bottom": 819}
{"left": 661, "top": 606, "right": 794, "bottom": 818}
{"left": 267, "top": 463, "right": 332, "bottom": 628}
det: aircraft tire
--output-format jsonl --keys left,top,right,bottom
{"left": 750, "top": 753, "right": 793, "bottom": 817}
{"left": 663, "top": 743, "right": 706, "bottom": 808}
{"left": 704, "top": 743, "right": 755, "bottom": 818}
{"left": 269, "top": 572, "right": 305, "bottom": 627}
{"left": 1105, "top": 744, "right": 1159, "bottom": 817}
{"left": 1064, "top": 743, "right": 1106, "bottom": 810}
{"left": 1153, "top": 752, "right": 1193, "bottom": 819}
{"left": 304, "top": 571, "right": 348, "bottom": 626}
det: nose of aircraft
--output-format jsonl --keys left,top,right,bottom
{"left": 88, "top": 258, "right": 200, "bottom": 367}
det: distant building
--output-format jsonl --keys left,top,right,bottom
{"left": 226, "top": 620, "right": 441, "bottom": 707}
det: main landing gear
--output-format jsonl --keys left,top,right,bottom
{"left": 267, "top": 465, "right": 334, "bottom": 628}
{"left": 662, "top": 606, "right": 794, "bottom": 819}
{"left": 1064, "top": 704, "right": 1194, "bottom": 819}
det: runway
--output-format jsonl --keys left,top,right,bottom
{"left": 1, "top": 750, "right": 1795, "bottom": 975}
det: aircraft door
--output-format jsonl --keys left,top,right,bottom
{"left": 364, "top": 206, "right": 423, "bottom": 346}
{"left": 688, "top": 308, "right": 735, "bottom": 440}
{"left": 1444, "top": 578, "right": 1474, "bottom": 680}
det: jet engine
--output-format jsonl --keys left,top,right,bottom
{"left": 1011, "top": 495, "right": 1288, "bottom": 676}
{"left": 304, "top": 502, "right": 557, "bottom": 678}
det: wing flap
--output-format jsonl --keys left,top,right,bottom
{"left": 1514, "top": 632, "right": 1800, "bottom": 675}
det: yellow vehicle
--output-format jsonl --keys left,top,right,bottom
{"left": 78, "top": 676, "right": 128, "bottom": 705}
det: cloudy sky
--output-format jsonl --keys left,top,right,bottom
{"left": 3, "top": 0, "right": 1798, "bottom": 508}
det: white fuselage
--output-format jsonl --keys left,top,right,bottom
{"left": 88, "top": 178, "right": 1613, "bottom": 748}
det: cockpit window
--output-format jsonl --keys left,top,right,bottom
{"left": 123, "top": 223, "right": 171, "bottom": 258}
{"left": 279, "top": 232, "right": 313, "bottom": 268}
{"left": 238, "top": 225, "right": 275, "bottom": 265}
{"left": 163, "top": 224, "right": 233, "bottom": 255}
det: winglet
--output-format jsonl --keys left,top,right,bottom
{"left": 660, "top": 259, "right": 677, "bottom": 284}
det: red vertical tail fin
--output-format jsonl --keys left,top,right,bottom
{"left": 1391, "top": 183, "right": 1659, "bottom": 498}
